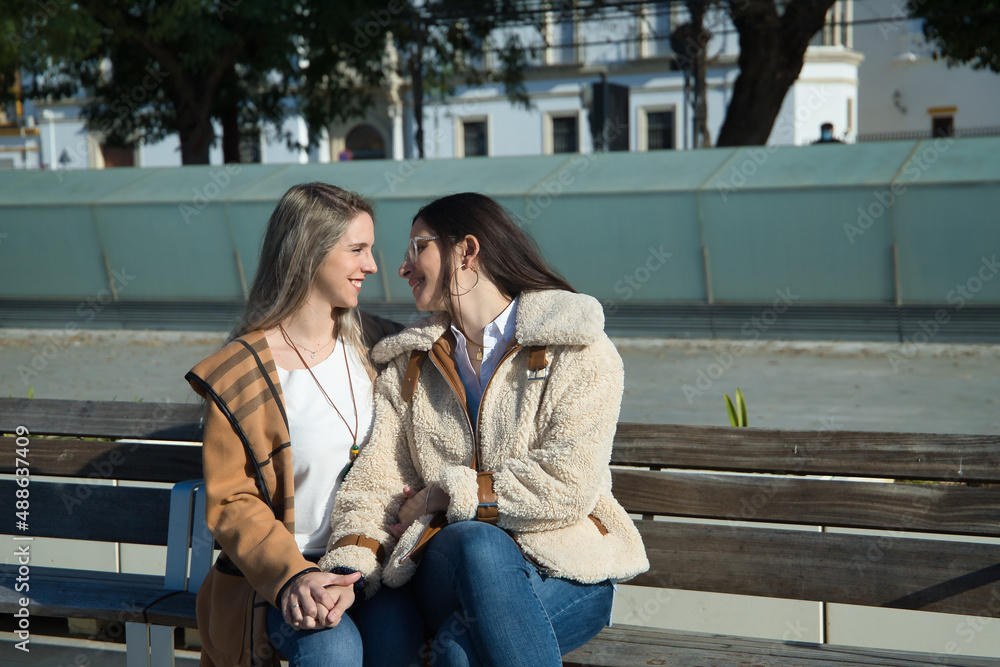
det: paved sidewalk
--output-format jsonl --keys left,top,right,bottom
{"left": 2, "top": 328, "right": 998, "bottom": 434}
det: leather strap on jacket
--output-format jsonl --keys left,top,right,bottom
{"left": 476, "top": 471, "right": 499, "bottom": 524}
{"left": 589, "top": 514, "right": 609, "bottom": 535}
{"left": 331, "top": 534, "right": 386, "bottom": 563}
{"left": 401, "top": 349, "right": 428, "bottom": 403}
{"left": 526, "top": 345, "right": 548, "bottom": 380}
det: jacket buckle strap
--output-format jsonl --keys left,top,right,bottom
{"left": 526, "top": 345, "right": 548, "bottom": 381}
{"left": 331, "top": 533, "right": 386, "bottom": 563}
{"left": 476, "top": 471, "right": 499, "bottom": 524}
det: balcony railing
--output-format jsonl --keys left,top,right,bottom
{"left": 856, "top": 126, "right": 1000, "bottom": 142}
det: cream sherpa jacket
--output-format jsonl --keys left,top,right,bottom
{"left": 318, "top": 289, "right": 649, "bottom": 593}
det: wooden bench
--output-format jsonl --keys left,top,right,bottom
{"left": 0, "top": 397, "right": 208, "bottom": 666}
{"left": 4, "top": 398, "right": 1000, "bottom": 666}
{"left": 565, "top": 425, "right": 1000, "bottom": 666}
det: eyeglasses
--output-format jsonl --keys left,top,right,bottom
{"left": 404, "top": 236, "right": 439, "bottom": 265}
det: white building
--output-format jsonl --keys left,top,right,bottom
{"left": 412, "top": 1, "right": 860, "bottom": 160}
{"left": 2, "top": 0, "right": 997, "bottom": 170}
{"left": 852, "top": 0, "right": 1000, "bottom": 141}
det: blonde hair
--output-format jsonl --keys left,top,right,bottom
{"left": 230, "top": 182, "right": 376, "bottom": 376}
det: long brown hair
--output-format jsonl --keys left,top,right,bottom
{"left": 413, "top": 193, "right": 574, "bottom": 313}
{"left": 231, "top": 182, "right": 376, "bottom": 374}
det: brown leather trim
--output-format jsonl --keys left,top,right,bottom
{"left": 331, "top": 534, "right": 386, "bottom": 563}
{"left": 589, "top": 514, "right": 609, "bottom": 536}
{"left": 475, "top": 471, "right": 499, "bottom": 524}
{"left": 401, "top": 350, "right": 428, "bottom": 403}
{"left": 399, "top": 512, "right": 448, "bottom": 564}
{"left": 430, "top": 331, "right": 467, "bottom": 413}
{"left": 526, "top": 346, "right": 547, "bottom": 372}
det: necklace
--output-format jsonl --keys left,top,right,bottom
{"left": 282, "top": 327, "right": 336, "bottom": 359}
{"left": 279, "top": 326, "right": 360, "bottom": 474}
{"left": 466, "top": 338, "right": 485, "bottom": 361}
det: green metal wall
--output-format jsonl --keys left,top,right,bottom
{"left": 0, "top": 137, "right": 997, "bottom": 308}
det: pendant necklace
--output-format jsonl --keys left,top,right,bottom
{"left": 280, "top": 325, "right": 360, "bottom": 479}
{"left": 467, "top": 339, "right": 485, "bottom": 361}
{"left": 284, "top": 331, "right": 336, "bottom": 359}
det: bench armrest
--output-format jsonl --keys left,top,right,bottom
{"left": 165, "top": 479, "right": 212, "bottom": 593}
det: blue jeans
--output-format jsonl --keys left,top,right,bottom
{"left": 266, "top": 584, "right": 424, "bottom": 667}
{"left": 265, "top": 603, "right": 362, "bottom": 666}
{"left": 411, "top": 521, "right": 614, "bottom": 667}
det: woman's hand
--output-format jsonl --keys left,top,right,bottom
{"left": 281, "top": 570, "right": 361, "bottom": 629}
{"left": 389, "top": 484, "right": 451, "bottom": 538}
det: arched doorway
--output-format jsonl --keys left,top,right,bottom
{"left": 344, "top": 124, "right": 386, "bottom": 160}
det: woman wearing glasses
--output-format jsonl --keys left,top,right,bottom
{"left": 320, "top": 192, "right": 648, "bottom": 666}
{"left": 185, "top": 183, "right": 416, "bottom": 667}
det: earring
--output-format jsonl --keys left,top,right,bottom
{"left": 451, "top": 265, "right": 479, "bottom": 296}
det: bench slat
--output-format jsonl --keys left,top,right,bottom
{"left": 1, "top": 481, "right": 171, "bottom": 545}
{"left": 613, "top": 469, "right": 1000, "bottom": 537}
{"left": 0, "top": 567, "right": 166, "bottom": 625}
{"left": 0, "top": 398, "right": 203, "bottom": 440}
{"left": 0, "top": 436, "right": 202, "bottom": 482}
{"left": 633, "top": 521, "right": 1000, "bottom": 618}
{"left": 564, "top": 625, "right": 1000, "bottom": 666}
{"left": 145, "top": 591, "right": 199, "bottom": 628}
{"left": 612, "top": 423, "right": 1000, "bottom": 483}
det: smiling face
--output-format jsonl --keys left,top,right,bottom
{"left": 312, "top": 211, "right": 377, "bottom": 310}
{"left": 398, "top": 217, "right": 452, "bottom": 312}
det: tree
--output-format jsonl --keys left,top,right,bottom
{"left": 908, "top": 0, "right": 1000, "bottom": 73}
{"left": 391, "top": 0, "right": 535, "bottom": 158}
{"left": 3, "top": 0, "right": 385, "bottom": 164}
{"left": 716, "top": 0, "right": 837, "bottom": 146}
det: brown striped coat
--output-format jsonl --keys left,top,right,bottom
{"left": 185, "top": 314, "right": 400, "bottom": 667}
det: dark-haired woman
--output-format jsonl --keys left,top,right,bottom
{"left": 185, "top": 183, "right": 419, "bottom": 666}
{"left": 319, "top": 192, "right": 648, "bottom": 666}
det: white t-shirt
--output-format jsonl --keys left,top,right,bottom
{"left": 277, "top": 340, "right": 374, "bottom": 557}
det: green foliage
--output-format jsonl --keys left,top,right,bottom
{"left": 0, "top": 0, "right": 388, "bottom": 161}
{"left": 908, "top": 0, "right": 1000, "bottom": 73}
{"left": 725, "top": 387, "right": 747, "bottom": 427}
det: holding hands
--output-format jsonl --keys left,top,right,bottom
{"left": 280, "top": 570, "right": 361, "bottom": 629}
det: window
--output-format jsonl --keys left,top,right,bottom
{"left": 638, "top": 106, "right": 676, "bottom": 151}
{"left": 101, "top": 144, "right": 135, "bottom": 168}
{"left": 552, "top": 116, "right": 579, "bottom": 153}
{"left": 932, "top": 115, "right": 954, "bottom": 138}
{"left": 643, "top": 3, "right": 671, "bottom": 57}
{"left": 463, "top": 121, "right": 488, "bottom": 157}
{"left": 548, "top": 7, "right": 577, "bottom": 65}
{"left": 809, "top": 0, "right": 851, "bottom": 47}
{"left": 647, "top": 110, "right": 675, "bottom": 150}
{"left": 344, "top": 123, "right": 386, "bottom": 160}
{"left": 239, "top": 130, "right": 262, "bottom": 163}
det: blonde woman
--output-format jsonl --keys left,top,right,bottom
{"left": 185, "top": 183, "right": 417, "bottom": 666}
{"left": 321, "top": 193, "right": 648, "bottom": 666}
